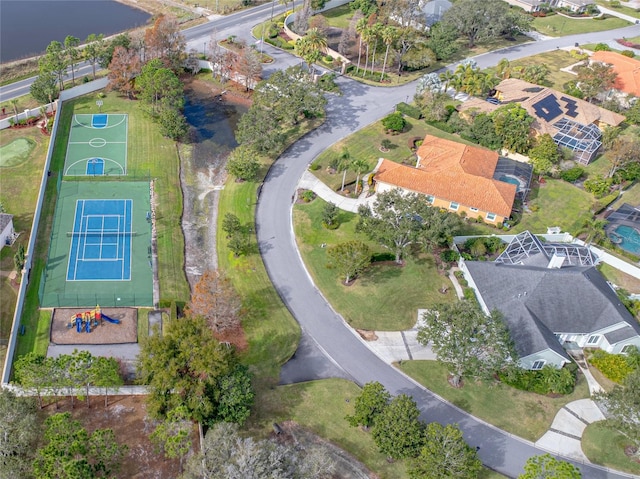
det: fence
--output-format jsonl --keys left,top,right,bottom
{"left": 2, "top": 77, "right": 111, "bottom": 385}
{"left": 0, "top": 102, "right": 57, "bottom": 130}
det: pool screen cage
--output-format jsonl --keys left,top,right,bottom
{"left": 493, "top": 157, "right": 534, "bottom": 200}
{"left": 495, "top": 231, "right": 597, "bottom": 267}
{"left": 552, "top": 118, "right": 602, "bottom": 165}
{"left": 607, "top": 203, "right": 640, "bottom": 225}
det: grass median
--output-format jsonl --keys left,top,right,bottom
{"left": 532, "top": 14, "right": 629, "bottom": 36}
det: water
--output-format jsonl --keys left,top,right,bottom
{"left": 610, "top": 225, "right": 640, "bottom": 255}
{"left": 499, "top": 174, "right": 523, "bottom": 192}
{"left": 0, "top": 0, "right": 151, "bottom": 63}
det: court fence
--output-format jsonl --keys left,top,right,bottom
{"left": 65, "top": 169, "right": 152, "bottom": 182}
{"left": 38, "top": 292, "right": 153, "bottom": 308}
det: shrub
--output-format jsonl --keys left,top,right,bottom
{"left": 592, "top": 192, "right": 619, "bottom": 214}
{"left": 454, "top": 270, "right": 464, "bottom": 280}
{"left": 425, "top": 120, "right": 456, "bottom": 133}
{"left": 560, "top": 166, "right": 584, "bottom": 183}
{"left": 309, "top": 161, "right": 321, "bottom": 171}
{"left": 584, "top": 175, "right": 613, "bottom": 198}
{"left": 621, "top": 50, "right": 635, "bottom": 58}
{"left": 589, "top": 349, "right": 637, "bottom": 383}
{"left": 381, "top": 112, "right": 406, "bottom": 132}
{"left": 463, "top": 287, "right": 476, "bottom": 301}
{"left": 500, "top": 365, "right": 576, "bottom": 395}
{"left": 593, "top": 43, "right": 611, "bottom": 51}
{"left": 439, "top": 250, "right": 460, "bottom": 263}
{"left": 396, "top": 102, "right": 422, "bottom": 120}
{"left": 301, "top": 190, "right": 316, "bottom": 202}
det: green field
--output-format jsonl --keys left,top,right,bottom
{"left": 293, "top": 198, "right": 455, "bottom": 331}
{"left": 532, "top": 14, "right": 629, "bottom": 36}
{"left": 582, "top": 422, "right": 640, "bottom": 475}
{"left": 399, "top": 360, "right": 590, "bottom": 441}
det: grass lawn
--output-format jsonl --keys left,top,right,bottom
{"left": 596, "top": 0, "right": 640, "bottom": 19}
{"left": 512, "top": 179, "right": 595, "bottom": 235}
{"left": 311, "top": 117, "right": 476, "bottom": 192}
{"left": 508, "top": 50, "right": 578, "bottom": 91}
{"left": 616, "top": 181, "right": 640, "bottom": 209}
{"left": 582, "top": 422, "right": 640, "bottom": 475}
{"left": 598, "top": 262, "right": 640, "bottom": 294}
{"left": 294, "top": 198, "right": 455, "bottom": 331}
{"left": 398, "top": 360, "right": 590, "bottom": 441}
{"left": 532, "top": 15, "right": 629, "bottom": 36}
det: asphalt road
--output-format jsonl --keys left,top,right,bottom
{"left": 255, "top": 25, "right": 640, "bottom": 479}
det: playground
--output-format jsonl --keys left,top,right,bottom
{"left": 50, "top": 306, "right": 137, "bottom": 345}
{"left": 63, "top": 114, "right": 128, "bottom": 176}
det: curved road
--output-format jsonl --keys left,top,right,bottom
{"left": 255, "top": 26, "right": 640, "bottom": 479}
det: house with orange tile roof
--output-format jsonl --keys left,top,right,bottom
{"left": 591, "top": 50, "right": 640, "bottom": 98}
{"left": 373, "top": 135, "right": 524, "bottom": 225}
{"left": 459, "top": 78, "right": 625, "bottom": 164}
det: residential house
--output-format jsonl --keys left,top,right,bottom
{"left": 502, "top": 0, "right": 546, "bottom": 12}
{"left": 373, "top": 135, "right": 520, "bottom": 224}
{"left": 591, "top": 50, "right": 640, "bottom": 100}
{"left": 0, "top": 213, "right": 15, "bottom": 251}
{"left": 502, "top": 0, "right": 594, "bottom": 12}
{"left": 421, "top": 0, "right": 452, "bottom": 27}
{"left": 461, "top": 231, "right": 640, "bottom": 369}
{"left": 551, "top": 0, "right": 595, "bottom": 13}
{"left": 459, "top": 78, "right": 625, "bottom": 164}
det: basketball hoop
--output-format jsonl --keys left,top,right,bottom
{"left": 96, "top": 100, "right": 103, "bottom": 112}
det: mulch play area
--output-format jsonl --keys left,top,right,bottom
{"left": 50, "top": 307, "right": 137, "bottom": 345}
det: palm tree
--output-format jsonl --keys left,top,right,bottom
{"left": 9, "top": 98, "right": 18, "bottom": 118}
{"left": 305, "top": 27, "right": 327, "bottom": 55}
{"left": 368, "top": 23, "right": 383, "bottom": 77}
{"left": 361, "top": 26, "right": 372, "bottom": 78}
{"left": 577, "top": 217, "right": 608, "bottom": 244}
{"left": 351, "top": 158, "right": 369, "bottom": 195}
{"left": 496, "top": 58, "right": 512, "bottom": 80}
{"left": 355, "top": 18, "right": 367, "bottom": 75}
{"left": 439, "top": 70, "right": 455, "bottom": 93}
{"left": 380, "top": 26, "right": 397, "bottom": 82}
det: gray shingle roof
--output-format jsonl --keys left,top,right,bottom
{"left": 604, "top": 326, "right": 638, "bottom": 344}
{"left": 465, "top": 261, "right": 640, "bottom": 358}
{"left": 0, "top": 213, "right": 13, "bottom": 233}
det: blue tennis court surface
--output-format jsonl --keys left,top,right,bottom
{"left": 67, "top": 199, "right": 133, "bottom": 281}
{"left": 92, "top": 114, "right": 108, "bottom": 128}
{"left": 86, "top": 158, "right": 104, "bottom": 175}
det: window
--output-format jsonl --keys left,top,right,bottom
{"left": 587, "top": 335, "right": 600, "bottom": 345}
{"left": 486, "top": 212, "right": 497, "bottom": 221}
{"left": 449, "top": 202, "right": 459, "bottom": 211}
{"left": 426, "top": 195, "right": 434, "bottom": 204}
{"left": 622, "top": 344, "right": 637, "bottom": 354}
{"left": 531, "top": 360, "right": 546, "bottom": 370}
{"left": 469, "top": 207, "right": 479, "bottom": 213}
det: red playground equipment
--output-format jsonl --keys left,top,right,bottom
{"left": 67, "top": 305, "right": 120, "bottom": 333}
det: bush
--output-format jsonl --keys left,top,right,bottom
{"left": 594, "top": 43, "right": 611, "bottom": 51}
{"left": 463, "top": 287, "right": 476, "bottom": 301}
{"left": 425, "top": 120, "right": 456, "bottom": 134}
{"left": 381, "top": 112, "right": 406, "bottom": 132}
{"left": 500, "top": 365, "right": 576, "bottom": 395}
{"left": 589, "top": 349, "right": 637, "bottom": 383}
{"left": 301, "top": 190, "right": 316, "bottom": 202}
{"left": 396, "top": 102, "right": 422, "bottom": 120}
{"left": 309, "top": 161, "right": 321, "bottom": 171}
{"left": 621, "top": 50, "right": 636, "bottom": 58}
{"left": 560, "top": 166, "right": 584, "bottom": 183}
{"left": 439, "top": 250, "right": 460, "bottom": 263}
{"left": 584, "top": 175, "right": 613, "bottom": 198}
{"left": 592, "top": 192, "right": 619, "bottom": 214}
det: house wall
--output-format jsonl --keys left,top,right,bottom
{"left": 609, "top": 337, "right": 640, "bottom": 354}
{"left": 502, "top": 0, "right": 539, "bottom": 12}
{"left": 519, "top": 349, "right": 570, "bottom": 369}
{"left": 376, "top": 181, "right": 507, "bottom": 224}
{"left": 0, "top": 220, "right": 14, "bottom": 250}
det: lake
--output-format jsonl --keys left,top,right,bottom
{"left": 0, "top": 0, "right": 151, "bottom": 63}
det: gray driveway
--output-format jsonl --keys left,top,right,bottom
{"left": 256, "top": 28, "right": 639, "bottom": 478}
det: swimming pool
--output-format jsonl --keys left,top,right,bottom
{"left": 499, "top": 174, "right": 525, "bottom": 192}
{"left": 609, "top": 225, "right": 640, "bottom": 255}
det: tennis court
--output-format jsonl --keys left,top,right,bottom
{"left": 40, "top": 181, "right": 153, "bottom": 308}
{"left": 63, "top": 114, "right": 128, "bottom": 176}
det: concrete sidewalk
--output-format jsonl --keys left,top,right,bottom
{"left": 298, "top": 170, "right": 377, "bottom": 213}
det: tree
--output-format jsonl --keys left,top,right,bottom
{"left": 441, "top": 0, "right": 514, "bottom": 48}
{"left": 233, "top": 47, "right": 262, "bottom": 91}
{"left": 136, "top": 59, "right": 184, "bottom": 115}
{"left": 371, "top": 394, "right": 424, "bottom": 460}
{"left": 351, "top": 157, "right": 369, "bottom": 194}
{"left": 327, "top": 241, "right": 372, "bottom": 284}
{"left": 408, "top": 423, "right": 482, "bottom": 479}
{"left": 465, "top": 113, "right": 502, "bottom": 150}
{"left": 0, "top": 388, "right": 40, "bottom": 478}
{"left": 415, "top": 89, "right": 450, "bottom": 122}
{"left": 150, "top": 406, "right": 193, "bottom": 471}
{"left": 188, "top": 270, "right": 242, "bottom": 333}
{"left": 144, "top": 14, "right": 186, "bottom": 71}
{"left": 357, "top": 189, "right": 461, "bottom": 264}
{"left": 226, "top": 145, "right": 261, "bottom": 181}
{"left": 14, "top": 352, "right": 52, "bottom": 408}
{"left": 107, "top": 46, "right": 141, "bottom": 99}
{"left": 100, "top": 33, "right": 131, "bottom": 68}
{"left": 33, "top": 412, "right": 127, "bottom": 479}
{"left": 214, "top": 364, "right": 254, "bottom": 424}
{"left": 322, "top": 201, "right": 339, "bottom": 228}
{"left": 228, "top": 232, "right": 251, "bottom": 257}
{"left": 626, "top": 100, "right": 640, "bottom": 126}
{"left": 606, "top": 136, "right": 640, "bottom": 179}
{"left": 83, "top": 33, "right": 105, "bottom": 80}
{"left": 137, "top": 315, "right": 237, "bottom": 425}
{"left": 380, "top": 26, "right": 397, "bottom": 81}
{"left": 222, "top": 213, "right": 242, "bottom": 238}
{"left": 491, "top": 103, "right": 534, "bottom": 154}
{"left": 519, "top": 64, "right": 550, "bottom": 85}
{"left": 68, "top": 349, "right": 94, "bottom": 407}
{"left": 236, "top": 104, "right": 285, "bottom": 154}
{"left": 14, "top": 243, "right": 25, "bottom": 274}
{"left": 417, "top": 301, "right": 514, "bottom": 387}
{"left": 355, "top": 17, "right": 367, "bottom": 74}
{"left": 381, "top": 112, "right": 406, "bottom": 132}
{"left": 30, "top": 71, "right": 59, "bottom": 105}
{"left": 576, "top": 62, "right": 617, "bottom": 103}
{"left": 595, "top": 369, "right": 640, "bottom": 456}
{"left": 64, "top": 35, "right": 81, "bottom": 86}
{"left": 158, "top": 107, "right": 188, "bottom": 140}
{"left": 518, "top": 454, "right": 582, "bottom": 479}
{"left": 529, "top": 133, "right": 561, "bottom": 176}
{"left": 345, "top": 381, "right": 390, "bottom": 429}
{"left": 39, "top": 41, "right": 67, "bottom": 91}
{"left": 91, "top": 356, "right": 123, "bottom": 407}
{"left": 427, "top": 22, "right": 459, "bottom": 61}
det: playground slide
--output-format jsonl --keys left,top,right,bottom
{"left": 101, "top": 314, "right": 120, "bottom": 324}
{"left": 76, "top": 317, "right": 82, "bottom": 333}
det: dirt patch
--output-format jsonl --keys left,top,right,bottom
{"left": 356, "top": 329, "right": 378, "bottom": 341}
{"left": 275, "top": 422, "right": 376, "bottom": 479}
{"left": 50, "top": 307, "right": 137, "bottom": 345}
{"left": 213, "top": 323, "right": 248, "bottom": 351}
{"left": 44, "top": 395, "right": 194, "bottom": 479}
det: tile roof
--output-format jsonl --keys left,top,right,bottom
{"left": 591, "top": 50, "right": 640, "bottom": 97}
{"left": 374, "top": 136, "right": 517, "bottom": 217}
{"left": 459, "top": 78, "right": 625, "bottom": 136}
